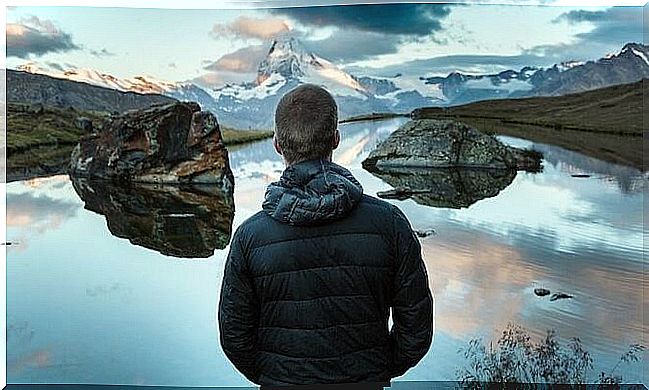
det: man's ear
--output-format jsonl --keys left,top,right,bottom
{"left": 332, "top": 129, "right": 340, "bottom": 150}
{"left": 273, "top": 135, "right": 283, "bottom": 156}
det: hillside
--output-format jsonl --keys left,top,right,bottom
{"left": 412, "top": 80, "right": 645, "bottom": 170}
{"left": 413, "top": 79, "right": 645, "bottom": 135}
{"left": 7, "top": 70, "right": 176, "bottom": 113}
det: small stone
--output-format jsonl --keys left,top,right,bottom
{"left": 74, "top": 116, "right": 93, "bottom": 132}
{"left": 550, "top": 293, "right": 573, "bottom": 301}
{"left": 534, "top": 288, "right": 551, "bottom": 297}
{"left": 414, "top": 229, "right": 436, "bottom": 238}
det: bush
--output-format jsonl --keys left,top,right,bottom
{"left": 457, "top": 323, "right": 644, "bottom": 388}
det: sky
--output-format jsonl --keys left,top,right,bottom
{"left": 5, "top": 3, "right": 645, "bottom": 88}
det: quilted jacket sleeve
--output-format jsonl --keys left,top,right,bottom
{"left": 388, "top": 206, "right": 434, "bottom": 378}
{"left": 218, "top": 229, "right": 260, "bottom": 384}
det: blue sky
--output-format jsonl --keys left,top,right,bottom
{"left": 6, "top": 4, "right": 644, "bottom": 87}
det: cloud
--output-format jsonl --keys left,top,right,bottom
{"left": 212, "top": 16, "right": 291, "bottom": 41}
{"left": 303, "top": 30, "right": 402, "bottom": 63}
{"left": 192, "top": 71, "right": 254, "bottom": 89}
{"left": 204, "top": 44, "right": 267, "bottom": 73}
{"left": 272, "top": 3, "right": 451, "bottom": 37}
{"left": 349, "top": 52, "right": 552, "bottom": 78}
{"left": 511, "top": 6, "right": 642, "bottom": 67}
{"left": 562, "top": 7, "right": 642, "bottom": 45}
{"left": 89, "top": 48, "right": 115, "bottom": 57}
{"left": 7, "top": 16, "right": 79, "bottom": 58}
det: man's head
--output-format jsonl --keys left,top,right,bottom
{"left": 274, "top": 84, "right": 340, "bottom": 165}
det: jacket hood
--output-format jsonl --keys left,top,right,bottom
{"left": 262, "top": 159, "right": 364, "bottom": 226}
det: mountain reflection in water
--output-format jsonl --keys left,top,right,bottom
{"left": 71, "top": 179, "right": 234, "bottom": 258}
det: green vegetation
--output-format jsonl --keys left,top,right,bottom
{"left": 221, "top": 127, "right": 273, "bottom": 145}
{"left": 6, "top": 102, "right": 273, "bottom": 181}
{"left": 339, "top": 112, "right": 409, "bottom": 124}
{"left": 458, "top": 323, "right": 645, "bottom": 388}
{"left": 412, "top": 79, "right": 644, "bottom": 136}
{"left": 7, "top": 103, "right": 106, "bottom": 153}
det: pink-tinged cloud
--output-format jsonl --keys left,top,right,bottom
{"left": 204, "top": 44, "right": 267, "bottom": 73}
{"left": 7, "top": 16, "right": 79, "bottom": 58}
{"left": 212, "top": 16, "right": 290, "bottom": 41}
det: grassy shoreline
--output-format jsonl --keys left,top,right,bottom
{"left": 412, "top": 79, "right": 644, "bottom": 136}
{"left": 6, "top": 102, "right": 274, "bottom": 182}
{"left": 339, "top": 112, "right": 409, "bottom": 124}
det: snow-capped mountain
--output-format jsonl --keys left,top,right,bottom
{"left": 207, "top": 36, "right": 443, "bottom": 128}
{"left": 13, "top": 41, "right": 648, "bottom": 129}
{"left": 419, "top": 42, "right": 649, "bottom": 105}
{"left": 17, "top": 62, "right": 180, "bottom": 94}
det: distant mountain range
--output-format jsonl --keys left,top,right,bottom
{"left": 9, "top": 40, "right": 649, "bottom": 129}
{"left": 420, "top": 42, "right": 649, "bottom": 104}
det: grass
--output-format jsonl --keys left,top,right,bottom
{"left": 7, "top": 102, "right": 274, "bottom": 153}
{"left": 7, "top": 103, "right": 106, "bottom": 153}
{"left": 221, "top": 127, "right": 273, "bottom": 145}
{"left": 339, "top": 112, "right": 409, "bottom": 124}
{"left": 456, "top": 117, "right": 644, "bottom": 171}
{"left": 412, "top": 79, "right": 644, "bottom": 136}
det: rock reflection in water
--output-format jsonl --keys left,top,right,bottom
{"left": 367, "top": 166, "right": 517, "bottom": 209}
{"left": 71, "top": 178, "right": 234, "bottom": 258}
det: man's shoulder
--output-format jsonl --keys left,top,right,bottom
{"left": 357, "top": 193, "right": 400, "bottom": 216}
{"left": 236, "top": 210, "right": 275, "bottom": 237}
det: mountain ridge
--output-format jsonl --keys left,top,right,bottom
{"left": 11, "top": 40, "right": 649, "bottom": 129}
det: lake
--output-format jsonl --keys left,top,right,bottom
{"left": 6, "top": 118, "right": 647, "bottom": 386}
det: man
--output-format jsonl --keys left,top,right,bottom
{"left": 218, "top": 84, "right": 434, "bottom": 388}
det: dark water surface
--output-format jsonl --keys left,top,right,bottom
{"left": 7, "top": 118, "right": 647, "bottom": 385}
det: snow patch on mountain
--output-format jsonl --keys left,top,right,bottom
{"left": 16, "top": 62, "right": 183, "bottom": 94}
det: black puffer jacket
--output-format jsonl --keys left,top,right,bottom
{"left": 218, "top": 159, "right": 433, "bottom": 386}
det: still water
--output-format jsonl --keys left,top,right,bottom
{"left": 7, "top": 118, "right": 647, "bottom": 386}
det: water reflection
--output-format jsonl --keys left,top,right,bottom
{"left": 366, "top": 166, "right": 517, "bottom": 209}
{"left": 71, "top": 179, "right": 235, "bottom": 258}
{"left": 6, "top": 118, "right": 647, "bottom": 386}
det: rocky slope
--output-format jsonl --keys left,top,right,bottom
{"left": 69, "top": 102, "right": 234, "bottom": 189}
{"left": 7, "top": 69, "right": 176, "bottom": 113}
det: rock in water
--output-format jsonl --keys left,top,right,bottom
{"left": 362, "top": 119, "right": 542, "bottom": 172}
{"left": 549, "top": 293, "right": 573, "bottom": 301}
{"left": 69, "top": 102, "right": 234, "bottom": 190}
{"left": 71, "top": 178, "right": 234, "bottom": 258}
{"left": 371, "top": 166, "right": 516, "bottom": 209}
{"left": 534, "top": 288, "right": 551, "bottom": 297}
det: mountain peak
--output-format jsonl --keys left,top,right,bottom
{"left": 254, "top": 36, "right": 366, "bottom": 94}
{"left": 256, "top": 36, "right": 317, "bottom": 85}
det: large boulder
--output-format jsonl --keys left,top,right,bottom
{"left": 362, "top": 119, "right": 542, "bottom": 172}
{"left": 71, "top": 178, "right": 234, "bottom": 258}
{"left": 69, "top": 102, "right": 234, "bottom": 190}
